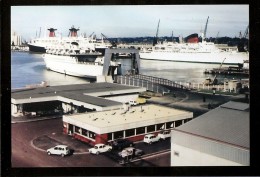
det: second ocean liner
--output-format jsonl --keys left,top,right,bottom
{"left": 42, "top": 41, "right": 121, "bottom": 79}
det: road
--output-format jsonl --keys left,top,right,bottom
{"left": 12, "top": 118, "right": 171, "bottom": 167}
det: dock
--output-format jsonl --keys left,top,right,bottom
{"left": 204, "top": 66, "right": 249, "bottom": 76}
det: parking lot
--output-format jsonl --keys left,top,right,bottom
{"left": 12, "top": 117, "right": 171, "bottom": 167}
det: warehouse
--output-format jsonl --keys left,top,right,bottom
{"left": 171, "top": 101, "right": 249, "bottom": 166}
{"left": 63, "top": 104, "right": 193, "bottom": 145}
{"left": 11, "top": 82, "right": 146, "bottom": 117}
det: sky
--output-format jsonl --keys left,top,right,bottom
{"left": 11, "top": 5, "right": 249, "bottom": 41}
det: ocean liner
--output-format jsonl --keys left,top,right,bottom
{"left": 28, "top": 26, "right": 111, "bottom": 53}
{"left": 139, "top": 18, "right": 249, "bottom": 65}
{"left": 42, "top": 41, "right": 120, "bottom": 79}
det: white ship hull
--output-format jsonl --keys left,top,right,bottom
{"left": 139, "top": 51, "right": 248, "bottom": 65}
{"left": 43, "top": 54, "right": 104, "bottom": 78}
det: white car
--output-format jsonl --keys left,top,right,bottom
{"left": 157, "top": 130, "right": 171, "bottom": 140}
{"left": 89, "top": 143, "right": 112, "bottom": 155}
{"left": 129, "top": 100, "right": 138, "bottom": 106}
{"left": 47, "top": 145, "right": 70, "bottom": 157}
{"left": 143, "top": 134, "right": 160, "bottom": 144}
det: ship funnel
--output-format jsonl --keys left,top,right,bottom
{"left": 69, "top": 25, "right": 80, "bottom": 37}
{"left": 48, "top": 28, "right": 57, "bottom": 37}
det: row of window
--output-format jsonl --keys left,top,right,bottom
{"left": 74, "top": 126, "right": 96, "bottom": 140}
{"left": 70, "top": 118, "right": 191, "bottom": 141}
{"left": 107, "top": 119, "right": 191, "bottom": 141}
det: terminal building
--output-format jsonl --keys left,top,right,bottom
{"left": 171, "top": 101, "right": 249, "bottom": 166}
{"left": 11, "top": 82, "right": 146, "bottom": 116}
{"left": 63, "top": 104, "right": 193, "bottom": 145}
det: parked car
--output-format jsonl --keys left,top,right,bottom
{"left": 109, "top": 138, "right": 134, "bottom": 150}
{"left": 47, "top": 145, "right": 70, "bottom": 157}
{"left": 118, "top": 147, "right": 144, "bottom": 158}
{"left": 143, "top": 134, "right": 160, "bottom": 144}
{"left": 157, "top": 130, "right": 171, "bottom": 140}
{"left": 89, "top": 143, "right": 112, "bottom": 155}
{"left": 129, "top": 100, "right": 138, "bottom": 106}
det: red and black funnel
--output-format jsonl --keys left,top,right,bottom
{"left": 48, "top": 28, "right": 57, "bottom": 37}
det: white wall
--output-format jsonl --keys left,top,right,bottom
{"left": 171, "top": 144, "right": 243, "bottom": 166}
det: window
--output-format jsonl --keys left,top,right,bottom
{"left": 136, "top": 127, "right": 145, "bottom": 135}
{"left": 114, "top": 131, "right": 123, "bottom": 139}
{"left": 75, "top": 126, "right": 81, "bottom": 134}
{"left": 184, "top": 118, "right": 192, "bottom": 123}
{"left": 125, "top": 129, "right": 135, "bottom": 137}
{"left": 156, "top": 123, "right": 165, "bottom": 131}
{"left": 82, "top": 129, "right": 88, "bottom": 137}
{"left": 166, "top": 122, "right": 174, "bottom": 129}
{"left": 175, "top": 120, "right": 182, "bottom": 127}
{"left": 89, "top": 131, "right": 96, "bottom": 139}
{"left": 147, "top": 125, "right": 155, "bottom": 133}
{"left": 108, "top": 133, "right": 112, "bottom": 141}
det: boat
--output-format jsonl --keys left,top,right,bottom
{"left": 27, "top": 27, "right": 60, "bottom": 53}
{"left": 42, "top": 41, "right": 121, "bottom": 79}
{"left": 28, "top": 26, "right": 111, "bottom": 53}
{"left": 139, "top": 18, "right": 249, "bottom": 65}
{"left": 139, "top": 38, "right": 249, "bottom": 65}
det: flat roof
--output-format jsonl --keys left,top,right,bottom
{"left": 175, "top": 101, "right": 249, "bottom": 149}
{"left": 63, "top": 104, "right": 193, "bottom": 134}
{"left": 11, "top": 82, "right": 146, "bottom": 108}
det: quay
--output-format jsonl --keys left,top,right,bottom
{"left": 204, "top": 66, "right": 249, "bottom": 76}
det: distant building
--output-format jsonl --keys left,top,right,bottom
{"left": 171, "top": 101, "right": 249, "bottom": 166}
{"left": 11, "top": 31, "right": 22, "bottom": 46}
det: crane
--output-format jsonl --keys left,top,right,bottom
{"left": 89, "top": 32, "right": 95, "bottom": 38}
{"left": 101, "top": 33, "right": 117, "bottom": 47}
{"left": 153, "top": 19, "right": 160, "bottom": 46}
{"left": 243, "top": 24, "right": 249, "bottom": 39}
{"left": 203, "top": 16, "right": 209, "bottom": 40}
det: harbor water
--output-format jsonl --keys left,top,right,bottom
{"left": 11, "top": 51, "right": 248, "bottom": 89}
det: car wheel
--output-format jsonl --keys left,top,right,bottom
{"left": 47, "top": 152, "right": 51, "bottom": 156}
{"left": 96, "top": 151, "right": 100, "bottom": 155}
{"left": 61, "top": 153, "right": 65, "bottom": 157}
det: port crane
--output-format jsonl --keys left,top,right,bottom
{"left": 153, "top": 19, "right": 160, "bottom": 46}
{"left": 101, "top": 33, "right": 117, "bottom": 47}
{"left": 202, "top": 16, "right": 209, "bottom": 40}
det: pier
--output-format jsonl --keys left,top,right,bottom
{"left": 204, "top": 66, "right": 249, "bottom": 76}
